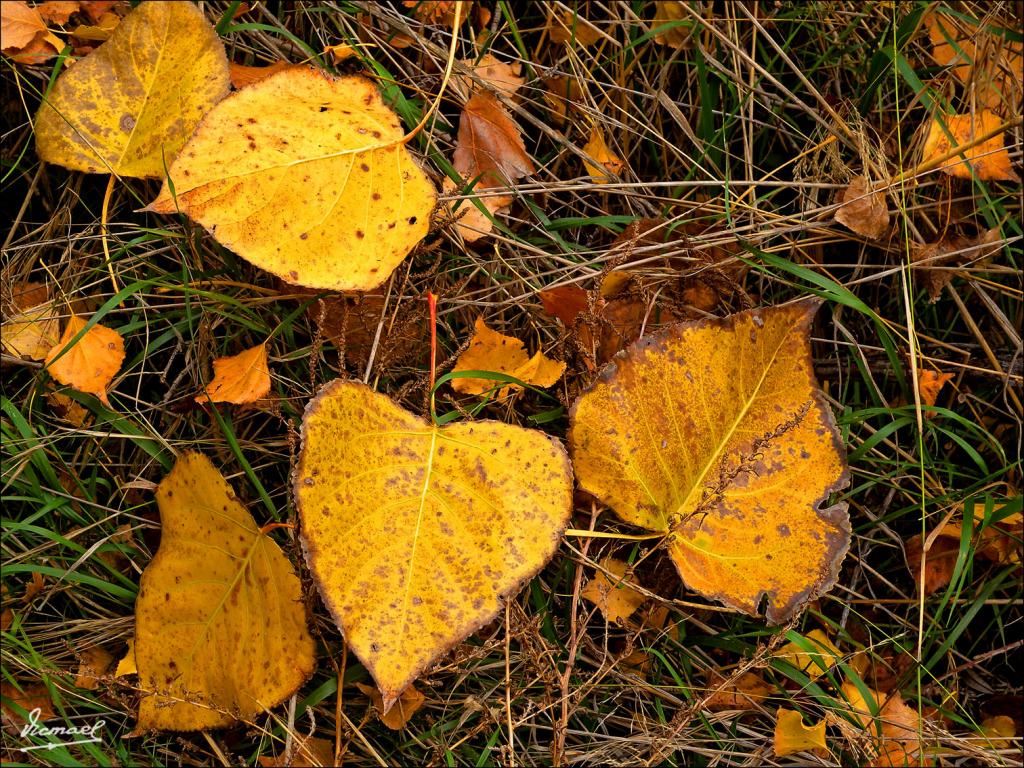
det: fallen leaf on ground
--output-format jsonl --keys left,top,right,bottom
{"left": 1, "top": 681, "right": 56, "bottom": 727}
{"left": 704, "top": 671, "right": 772, "bottom": 711}
{"left": 147, "top": 68, "right": 436, "bottom": 291}
{"left": 569, "top": 303, "right": 851, "bottom": 623}
{"left": 1, "top": 282, "right": 59, "bottom": 360}
{"left": 918, "top": 370, "right": 954, "bottom": 412}
{"left": 35, "top": 1, "right": 230, "bottom": 177}
{"left": 837, "top": 684, "right": 930, "bottom": 767}
{"left": 294, "top": 380, "right": 572, "bottom": 712}
{"left": 135, "top": 452, "right": 315, "bottom": 730}
{"left": 46, "top": 391, "right": 91, "bottom": 426}
{"left": 543, "top": 75, "right": 579, "bottom": 126}
{"left": 404, "top": 0, "right": 471, "bottom": 26}
{"left": 454, "top": 91, "right": 534, "bottom": 188}
{"left": 583, "top": 127, "right": 624, "bottom": 183}
{"left": 458, "top": 53, "right": 524, "bottom": 99}
{"left": 775, "top": 707, "right": 828, "bottom": 757}
{"left": 195, "top": 342, "right": 271, "bottom": 405}
{"left": 1, "top": 1, "right": 64, "bottom": 63}
{"left": 835, "top": 175, "right": 890, "bottom": 239}
{"left": 450, "top": 317, "right": 565, "bottom": 397}
{"left": 44, "top": 315, "right": 124, "bottom": 406}
{"left": 620, "top": 649, "right": 652, "bottom": 678}
{"left": 79, "top": 1, "right": 116, "bottom": 22}
{"left": 68, "top": 8, "right": 120, "bottom": 47}
{"left": 324, "top": 42, "right": 355, "bottom": 63}
{"left": 581, "top": 556, "right": 647, "bottom": 623}
{"left": 548, "top": 9, "right": 602, "bottom": 46}
{"left": 443, "top": 189, "right": 513, "bottom": 242}
{"left": 774, "top": 629, "right": 843, "bottom": 679}
{"left": 920, "top": 110, "right": 1019, "bottom": 182}
{"left": 357, "top": 682, "right": 426, "bottom": 730}
{"left": 905, "top": 530, "right": 962, "bottom": 595}
{"left": 980, "top": 714, "right": 1016, "bottom": 749}
{"left": 911, "top": 228, "right": 1002, "bottom": 301}
{"left": 652, "top": 1, "right": 694, "bottom": 48}
{"left": 258, "top": 736, "right": 335, "bottom": 767}
{"left": 229, "top": 60, "right": 292, "bottom": 89}
{"left": 113, "top": 638, "right": 136, "bottom": 677}
{"left": 36, "top": 1, "right": 79, "bottom": 24}
{"left": 928, "top": 11, "right": 1023, "bottom": 110}
{"left": 74, "top": 645, "right": 114, "bottom": 690}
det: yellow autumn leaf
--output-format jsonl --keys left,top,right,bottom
{"left": 44, "top": 314, "right": 124, "bottom": 407}
{"left": 195, "top": 342, "right": 271, "bottom": 405}
{"left": 581, "top": 556, "right": 647, "bottom": 623}
{"left": 34, "top": 1, "right": 229, "bottom": 177}
{"left": 569, "top": 302, "right": 851, "bottom": 623}
{"left": 1, "top": 282, "right": 59, "bottom": 360}
{"left": 583, "top": 127, "right": 624, "bottom": 183}
{"left": 356, "top": 682, "right": 425, "bottom": 730}
{"left": 451, "top": 317, "right": 566, "bottom": 397}
{"left": 775, "top": 707, "right": 828, "bottom": 757}
{"left": 921, "top": 110, "right": 1020, "bottom": 183}
{"left": 136, "top": 452, "right": 315, "bottom": 730}
{"left": 774, "top": 629, "right": 843, "bottom": 679}
{"left": 146, "top": 68, "right": 436, "bottom": 291}
{"left": 980, "top": 715, "right": 1016, "bottom": 750}
{"left": 113, "top": 637, "right": 137, "bottom": 677}
{"left": 294, "top": 380, "right": 572, "bottom": 711}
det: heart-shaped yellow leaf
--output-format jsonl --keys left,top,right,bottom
{"left": 136, "top": 452, "right": 315, "bottom": 730}
{"left": 34, "top": 1, "right": 229, "bottom": 177}
{"left": 294, "top": 381, "right": 572, "bottom": 710}
{"left": 569, "top": 302, "right": 850, "bottom": 623}
{"left": 195, "top": 342, "right": 271, "bottom": 405}
{"left": 147, "top": 68, "right": 436, "bottom": 291}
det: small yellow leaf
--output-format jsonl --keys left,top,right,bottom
{"left": 136, "top": 452, "right": 315, "bottom": 730}
{"left": 196, "top": 342, "right": 271, "bottom": 405}
{"left": 835, "top": 175, "right": 890, "bottom": 239}
{"left": 323, "top": 42, "right": 356, "bottom": 63}
{"left": 356, "top": 682, "right": 425, "bottom": 730}
{"left": 774, "top": 629, "right": 843, "bottom": 679}
{"left": 147, "top": 68, "right": 435, "bottom": 291}
{"left": 569, "top": 302, "right": 851, "bottom": 623}
{"left": 921, "top": 110, "right": 1020, "bottom": 182}
{"left": 113, "top": 638, "right": 137, "bottom": 677}
{"left": 775, "top": 707, "right": 828, "bottom": 757}
{"left": 583, "top": 127, "right": 624, "bottom": 183}
{"left": 44, "top": 314, "right": 124, "bottom": 406}
{"left": 981, "top": 715, "right": 1016, "bottom": 750}
{"left": 1, "top": 283, "right": 59, "bottom": 360}
{"left": 652, "top": 1, "right": 694, "bottom": 48}
{"left": 581, "top": 556, "right": 646, "bottom": 623}
{"left": 294, "top": 380, "right": 572, "bottom": 711}
{"left": 451, "top": 317, "right": 565, "bottom": 397}
{"left": 35, "top": 1, "right": 230, "bottom": 177}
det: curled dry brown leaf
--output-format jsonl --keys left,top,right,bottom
{"left": 834, "top": 175, "right": 890, "bottom": 240}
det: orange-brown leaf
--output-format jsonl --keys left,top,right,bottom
{"left": 44, "top": 315, "right": 124, "bottom": 406}
{"left": 548, "top": 9, "right": 602, "bottom": 46}
{"left": 36, "top": 1, "right": 80, "bottom": 24}
{"left": 581, "top": 556, "right": 647, "bottom": 623}
{"left": 918, "top": 370, "right": 954, "bottom": 409}
{"left": 1, "top": 282, "right": 59, "bottom": 360}
{"left": 583, "top": 127, "right": 625, "bottom": 183}
{"left": 569, "top": 303, "right": 851, "bottom": 623}
{"left": 704, "top": 671, "right": 772, "bottom": 711}
{"left": 229, "top": 60, "right": 292, "bottom": 89}
{"left": 196, "top": 342, "right": 271, "bottom": 405}
{"left": 835, "top": 175, "right": 890, "bottom": 239}
{"left": 458, "top": 53, "right": 524, "bottom": 99}
{"left": 652, "top": 1, "right": 693, "bottom": 48}
{"left": 74, "top": 645, "right": 114, "bottom": 690}
{"left": 928, "top": 11, "right": 1023, "bottom": 110}
{"left": 323, "top": 42, "right": 355, "bottom": 63}
{"left": 911, "top": 228, "right": 1002, "bottom": 301}
{"left": 258, "top": 736, "right": 335, "bottom": 767}
{"left": 356, "top": 682, "right": 426, "bottom": 730}
{"left": 2, "top": 1, "right": 49, "bottom": 50}
{"left": 454, "top": 92, "right": 534, "bottom": 189}
{"left": 921, "top": 110, "right": 1019, "bottom": 182}
{"left": 1, "top": 681, "right": 56, "bottom": 727}
{"left": 451, "top": 317, "right": 564, "bottom": 397}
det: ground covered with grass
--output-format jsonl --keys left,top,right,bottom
{"left": 1, "top": 1, "right": 1022, "bottom": 766}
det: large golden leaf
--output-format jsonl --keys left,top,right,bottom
{"left": 147, "top": 68, "right": 436, "bottom": 291}
{"left": 294, "top": 381, "right": 572, "bottom": 710}
{"left": 34, "top": 1, "right": 229, "bottom": 177}
{"left": 568, "top": 302, "right": 850, "bottom": 623}
{"left": 136, "top": 452, "right": 315, "bottom": 730}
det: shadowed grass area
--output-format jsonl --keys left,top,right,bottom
{"left": 2, "top": 1, "right": 1021, "bottom": 765}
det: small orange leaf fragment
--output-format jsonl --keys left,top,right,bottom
{"left": 258, "top": 736, "right": 335, "bottom": 767}
{"left": 652, "top": 1, "right": 693, "bottom": 48}
{"left": 44, "top": 315, "right": 124, "bottom": 406}
{"left": 74, "top": 645, "right": 114, "bottom": 690}
{"left": 918, "top": 370, "right": 954, "bottom": 409}
{"left": 921, "top": 110, "right": 1020, "bottom": 182}
{"left": 229, "top": 60, "right": 291, "bottom": 89}
{"left": 548, "top": 9, "right": 602, "bottom": 46}
{"left": 113, "top": 638, "right": 137, "bottom": 677}
{"left": 36, "top": 1, "right": 80, "bottom": 24}
{"left": 704, "top": 671, "right": 772, "bottom": 711}
{"left": 835, "top": 175, "right": 890, "bottom": 239}
{"left": 196, "top": 342, "right": 271, "bottom": 404}
{"left": 1, "top": 681, "right": 56, "bottom": 727}
{"left": 324, "top": 42, "right": 355, "bottom": 63}
{"left": 583, "top": 127, "right": 624, "bottom": 183}
{"left": 356, "top": 682, "right": 425, "bottom": 730}
{"left": 451, "top": 317, "right": 565, "bottom": 397}
{"left": 774, "top": 707, "right": 828, "bottom": 757}
{"left": 581, "top": 556, "right": 646, "bottom": 623}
